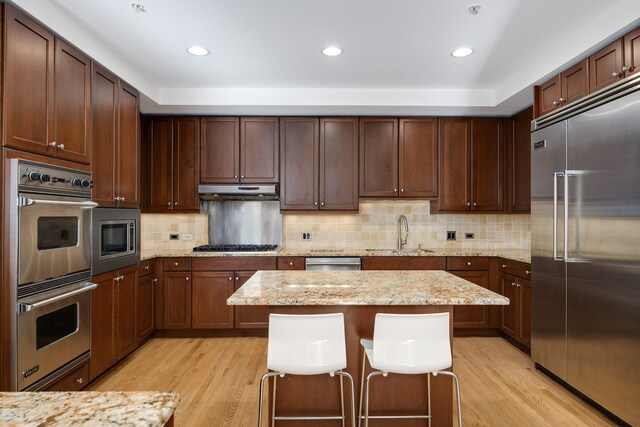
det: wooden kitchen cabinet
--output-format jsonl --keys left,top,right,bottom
{"left": 192, "top": 271, "right": 235, "bottom": 329}
{"left": 536, "top": 60, "right": 589, "bottom": 117}
{"left": 3, "top": 6, "right": 91, "bottom": 164}
{"left": 362, "top": 256, "right": 446, "bottom": 270}
{"left": 359, "top": 118, "right": 398, "bottom": 197}
{"left": 589, "top": 39, "right": 625, "bottom": 93}
{"left": 116, "top": 267, "right": 138, "bottom": 359}
{"left": 136, "top": 264, "right": 157, "bottom": 342}
{"left": 43, "top": 363, "right": 89, "bottom": 391}
{"left": 241, "top": 117, "right": 279, "bottom": 183}
{"left": 518, "top": 278, "right": 531, "bottom": 347}
{"left": 536, "top": 75, "right": 562, "bottom": 117}
{"left": 91, "top": 63, "right": 140, "bottom": 208}
{"left": 508, "top": 107, "right": 533, "bottom": 212}
{"left": 436, "top": 118, "right": 504, "bottom": 212}
{"left": 234, "top": 271, "right": 270, "bottom": 329}
{"left": 624, "top": 27, "right": 640, "bottom": 78}
{"left": 451, "top": 271, "right": 490, "bottom": 329}
{"left": 200, "top": 117, "right": 240, "bottom": 183}
{"left": 281, "top": 118, "right": 358, "bottom": 211}
{"left": 142, "top": 116, "right": 200, "bottom": 212}
{"left": 163, "top": 272, "right": 192, "bottom": 329}
{"left": 500, "top": 274, "right": 518, "bottom": 337}
{"left": 499, "top": 267, "right": 531, "bottom": 349}
{"left": 399, "top": 118, "right": 438, "bottom": 198}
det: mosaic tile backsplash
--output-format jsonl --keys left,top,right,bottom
{"left": 141, "top": 201, "right": 530, "bottom": 252}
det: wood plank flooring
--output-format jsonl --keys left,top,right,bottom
{"left": 88, "top": 337, "right": 616, "bottom": 427}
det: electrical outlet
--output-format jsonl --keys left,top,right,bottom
{"left": 183, "top": 234, "right": 193, "bottom": 241}
{"left": 302, "top": 232, "right": 311, "bottom": 240}
{"left": 446, "top": 231, "right": 456, "bottom": 241}
{"left": 465, "top": 233, "right": 474, "bottom": 239}
{"left": 169, "top": 233, "right": 179, "bottom": 241}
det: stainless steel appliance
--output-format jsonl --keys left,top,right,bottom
{"left": 9, "top": 159, "right": 97, "bottom": 391}
{"left": 198, "top": 184, "right": 278, "bottom": 201}
{"left": 305, "top": 258, "right": 361, "bottom": 270}
{"left": 92, "top": 208, "right": 140, "bottom": 275}
{"left": 193, "top": 244, "right": 279, "bottom": 253}
{"left": 531, "top": 74, "right": 640, "bottom": 425}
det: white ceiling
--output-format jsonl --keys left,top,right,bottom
{"left": 12, "top": 0, "right": 640, "bottom": 115}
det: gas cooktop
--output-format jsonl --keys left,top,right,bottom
{"left": 192, "top": 244, "right": 279, "bottom": 253}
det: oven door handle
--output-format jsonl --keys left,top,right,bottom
{"left": 18, "top": 283, "right": 98, "bottom": 313}
{"left": 18, "top": 197, "right": 98, "bottom": 208}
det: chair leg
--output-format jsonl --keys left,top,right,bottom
{"left": 363, "top": 371, "right": 384, "bottom": 427}
{"left": 358, "top": 350, "right": 366, "bottom": 427}
{"left": 258, "top": 372, "right": 279, "bottom": 427}
{"left": 271, "top": 375, "right": 278, "bottom": 427}
{"left": 427, "top": 373, "right": 432, "bottom": 427}
{"left": 335, "top": 371, "right": 357, "bottom": 427}
{"left": 435, "top": 370, "right": 462, "bottom": 427}
{"left": 340, "top": 374, "right": 345, "bottom": 427}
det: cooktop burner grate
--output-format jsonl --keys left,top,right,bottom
{"left": 192, "top": 244, "right": 279, "bottom": 252}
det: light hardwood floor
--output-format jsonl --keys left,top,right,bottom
{"left": 88, "top": 337, "right": 615, "bottom": 427}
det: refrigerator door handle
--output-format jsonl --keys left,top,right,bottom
{"left": 553, "top": 171, "right": 565, "bottom": 260}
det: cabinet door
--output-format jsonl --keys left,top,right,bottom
{"left": 234, "top": 271, "right": 269, "bottom": 329}
{"left": 116, "top": 268, "right": 138, "bottom": 359}
{"left": 117, "top": 82, "right": 140, "bottom": 208}
{"left": 472, "top": 118, "right": 504, "bottom": 212}
{"left": 192, "top": 271, "right": 234, "bottom": 329}
{"left": 359, "top": 118, "right": 398, "bottom": 197}
{"left": 319, "top": 118, "right": 358, "bottom": 210}
{"left": 399, "top": 118, "right": 438, "bottom": 198}
{"left": 452, "top": 271, "right": 490, "bottom": 329}
{"left": 589, "top": 38, "right": 624, "bottom": 93}
{"left": 173, "top": 116, "right": 200, "bottom": 211}
{"left": 517, "top": 278, "right": 531, "bottom": 348}
{"left": 136, "top": 273, "right": 155, "bottom": 342}
{"left": 144, "top": 117, "right": 173, "bottom": 211}
{"left": 89, "top": 273, "right": 117, "bottom": 381}
{"left": 3, "top": 6, "right": 55, "bottom": 156}
{"left": 200, "top": 117, "right": 240, "bottom": 183}
{"left": 438, "top": 118, "right": 470, "bottom": 211}
{"left": 241, "top": 117, "right": 279, "bottom": 183}
{"left": 536, "top": 75, "right": 561, "bottom": 117}
{"left": 280, "top": 118, "right": 319, "bottom": 210}
{"left": 53, "top": 39, "right": 91, "bottom": 164}
{"left": 560, "top": 59, "right": 589, "bottom": 106}
{"left": 509, "top": 107, "right": 532, "bottom": 212}
{"left": 624, "top": 27, "right": 640, "bottom": 78}
{"left": 91, "top": 64, "right": 119, "bottom": 207}
{"left": 500, "top": 274, "right": 518, "bottom": 338}
{"left": 163, "top": 272, "right": 192, "bottom": 329}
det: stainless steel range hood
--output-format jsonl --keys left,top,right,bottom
{"left": 198, "top": 184, "right": 279, "bottom": 201}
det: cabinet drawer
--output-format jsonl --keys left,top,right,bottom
{"left": 43, "top": 363, "right": 89, "bottom": 391}
{"left": 277, "top": 257, "right": 305, "bottom": 270}
{"left": 139, "top": 259, "right": 155, "bottom": 277}
{"left": 192, "top": 257, "right": 276, "bottom": 271}
{"left": 446, "top": 257, "right": 489, "bottom": 271}
{"left": 164, "top": 258, "right": 191, "bottom": 271}
{"left": 499, "top": 259, "right": 531, "bottom": 279}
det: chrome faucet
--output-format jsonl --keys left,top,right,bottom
{"left": 397, "top": 215, "right": 409, "bottom": 250}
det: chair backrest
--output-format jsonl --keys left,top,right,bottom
{"left": 372, "top": 312, "right": 452, "bottom": 374}
{"left": 267, "top": 313, "right": 347, "bottom": 375}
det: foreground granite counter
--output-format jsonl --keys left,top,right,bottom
{"left": 0, "top": 391, "right": 179, "bottom": 426}
{"left": 227, "top": 270, "right": 509, "bottom": 306}
{"left": 141, "top": 247, "right": 530, "bottom": 263}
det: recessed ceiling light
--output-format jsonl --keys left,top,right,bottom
{"left": 130, "top": 2, "right": 146, "bottom": 13}
{"left": 322, "top": 47, "right": 343, "bottom": 57}
{"left": 468, "top": 4, "right": 481, "bottom": 15}
{"left": 187, "top": 46, "right": 210, "bottom": 56}
{"left": 451, "top": 47, "right": 474, "bottom": 58}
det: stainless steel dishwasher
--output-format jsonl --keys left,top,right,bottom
{"left": 305, "top": 257, "right": 361, "bottom": 270}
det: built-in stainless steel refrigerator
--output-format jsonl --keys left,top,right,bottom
{"left": 531, "top": 74, "right": 640, "bottom": 425}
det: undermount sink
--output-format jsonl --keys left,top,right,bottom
{"left": 365, "top": 248, "right": 434, "bottom": 254}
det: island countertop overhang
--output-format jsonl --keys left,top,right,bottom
{"left": 227, "top": 270, "right": 509, "bottom": 306}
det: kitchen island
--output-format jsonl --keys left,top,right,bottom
{"left": 228, "top": 270, "right": 509, "bottom": 427}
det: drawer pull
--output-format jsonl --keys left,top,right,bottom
{"left": 526, "top": 270, "right": 531, "bottom": 275}
{"left": 144, "top": 265, "right": 150, "bottom": 270}
{"left": 467, "top": 262, "right": 471, "bottom": 266}
{"left": 174, "top": 262, "right": 179, "bottom": 266}
{"left": 76, "top": 377, "right": 84, "bottom": 384}
{"left": 152, "top": 278, "right": 158, "bottom": 283}
{"left": 289, "top": 262, "right": 294, "bottom": 266}
{"left": 502, "top": 264, "right": 507, "bottom": 269}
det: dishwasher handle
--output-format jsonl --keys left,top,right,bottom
{"left": 305, "top": 257, "right": 362, "bottom": 270}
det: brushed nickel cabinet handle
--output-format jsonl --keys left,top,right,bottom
{"left": 241, "top": 175, "right": 245, "bottom": 179}
{"left": 174, "top": 202, "right": 178, "bottom": 206}
{"left": 185, "top": 277, "right": 189, "bottom": 281}
{"left": 552, "top": 101, "right": 558, "bottom": 106}
{"left": 236, "top": 276, "right": 239, "bottom": 280}
{"left": 145, "top": 265, "right": 150, "bottom": 270}
{"left": 58, "top": 144, "right": 65, "bottom": 150}
{"left": 466, "top": 202, "right": 470, "bottom": 207}
{"left": 320, "top": 202, "right": 325, "bottom": 206}
{"left": 152, "top": 278, "right": 158, "bottom": 283}
{"left": 289, "top": 262, "right": 293, "bottom": 266}
{"left": 174, "top": 262, "right": 179, "bottom": 266}
{"left": 502, "top": 264, "right": 507, "bottom": 269}
{"left": 167, "top": 202, "right": 171, "bottom": 206}
{"left": 234, "top": 175, "right": 238, "bottom": 178}
{"left": 511, "top": 282, "right": 517, "bottom": 287}
{"left": 49, "top": 141, "right": 57, "bottom": 147}
{"left": 76, "top": 377, "right": 84, "bottom": 384}
{"left": 228, "top": 277, "right": 233, "bottom": 281}
{"left": 612, "top": 72, "right": 620, "bottom": 78}
{"left": 473, "top": 202, "right": 478, "bottom": 207}
{"left": 558, "top": 98, "right": 565, "bottom": 104}
{"left": 314, "top": 202, "right": 318, "bottom": 206}
{"left": 394, "top": 188, "right": 397, "bottom": 192}
{"left": 400, "top": 189, "right": 404, "bottom": 193}
{"left": 121, "top": 197, "right": 125, "bottom": 202}
{"left": 467, "top": 262, "right": 471, "bottom": 266}
{"left": 526, "top": 270, "right": 531, "bottom": 275}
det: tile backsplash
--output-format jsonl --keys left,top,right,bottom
{"left": 283, "top": 201, "right": 530, "bottom": 251}
{"left": 142, "top": 201, "right": 530, "bottom": 252}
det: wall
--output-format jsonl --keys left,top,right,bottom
{"left": 141, "top": 214, "right": 208, "bottom": 252}
{"left": 283, "top": 201, "right": 530, "bottom": 251}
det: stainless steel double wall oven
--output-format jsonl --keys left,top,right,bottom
{"left": 8, "top": 160, "right": 97, "bottom": 390}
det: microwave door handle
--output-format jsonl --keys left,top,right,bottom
{"left": 18, "top": 197, "right": 98, "bottom": 208}
{"left": 18, "top": 283, "right": 98, "bottom": 313}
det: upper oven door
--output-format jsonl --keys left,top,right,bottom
{"left": 18, "top": 193, "right": 95, "bottom": 286}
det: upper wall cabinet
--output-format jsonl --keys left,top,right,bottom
{"left": 436, "top": 118, "right": 505, "bottom": 213}
{"left": 3, "top": 5, "right": 91, "bottom": 164}
{"left": 91, "top": 64, "right": 140, "bottom": 208}
{"left": 142, "top": 116, "right": 200, "bottom": 212}
{"left": 200, "top": 117, "right": 279, "bottom": 184}
{"left": 536, "top": 60, "right": 589, "bottom": 117}
{"left": 359, "top": 118, "right": 437, "bottom": 198}
{"left": 280, "top": 117, "right": 358, "bottom": 211}
{"left": 508, "top": 107, "right": 533, "bottom": 213}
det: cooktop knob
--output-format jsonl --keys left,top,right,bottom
{"left": 39, "top": 173, "right": 51, "bottom": 183}
{"left": 71, "top": 178, "right": 83, "bottom": 187}
{"left": 81, "top": 179, "right": 91, "bottom": 188}
{"left": 27, "top": 172, "right": 41, "bottom": 181}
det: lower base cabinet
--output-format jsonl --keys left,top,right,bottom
{"left": 43, "top": 363, "right": 89, "bottom": 391}
{"left": 163, "top": 272, "right": 192, "bottom": 329}
{"left": 192, "top": 271, "right": 235, "bottom": 328}
{"left": 451, "top": 270, "right": 490, "bottom": 328}
{"left": 234, "top": 271, "right": 270, "bottom": 328}
{"left": 137, "top": 262, "right": 158, "bottom": 342}
{"left": 500, "top": 273, "right": 531, "bottom": 348}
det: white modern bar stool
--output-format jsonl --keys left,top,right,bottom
{"left": 258, "top": 313, "right": 356, "bottom": 427}
{"left": 358, "top": 312, "right": 462, "bottom": 427}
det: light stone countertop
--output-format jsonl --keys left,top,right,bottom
{"left": 0, "top": 391, "right": 179, "bottom": 426}
{"left": 141, "top": 247, "right": 530, "bottom": 263}
{"left": 227, "top": 270, "right": 509, "bottom": 306}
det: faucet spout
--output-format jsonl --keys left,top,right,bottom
{"left": 397, "top": 215, "right": 410, "bottom": 250}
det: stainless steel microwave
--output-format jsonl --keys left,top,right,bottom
{"left": 92, "top": 208, "right": 140, "bottom": 275}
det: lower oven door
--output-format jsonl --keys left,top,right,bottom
{"left": 17, "top": 282, "right": 96, "bottom": 390}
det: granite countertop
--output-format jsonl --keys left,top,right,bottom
{"left": 227, "top": 270, "right": 509, "bottom": 306}
{"left": 141, "top": 248, "right": 530, "bottom": 263}
{"left": 0, "top": 391, "right": 179, "bottom": 426}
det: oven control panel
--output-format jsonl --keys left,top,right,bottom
{"left": 18, "top": 160, "right": 92, "bottom": 197}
